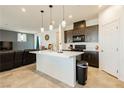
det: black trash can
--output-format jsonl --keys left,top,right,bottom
{"left": 77, "top": 61, "right": 88, "bottom": 85}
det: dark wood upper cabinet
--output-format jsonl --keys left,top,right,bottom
{"left": 64, "top": 31, "right": 67, "bottom": 43}
{"left": 85, "top": 25, "right": 98, "bottom": 42}
{"left": 72, "top": 28, "right": 85, "bottom": 36}
{"left": 64, "top": 20, "right": 98, "bottom": 43}
{"left": 73, "top": 20, "right": 86, "bottom": 30}
{"left": 64, "top": 30, "right": 73, "bottom": 43}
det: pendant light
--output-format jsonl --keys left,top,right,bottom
{"left": 61, "top": 5, "right": 66, "bottom": 28}
{"left": 40, "top": 10, "right": 44, "bottom": 33}
{"left": 49, "top": 5, "right": 53, "bottom": 31}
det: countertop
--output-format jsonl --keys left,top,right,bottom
{"left": 30, "top": 50, "right": 84, "bottom": 58}
{"left": 83, "top": 49, "right": 99, "bottom": 52}
{"left": 62, "top": 49, "right": 99, "bottom": 52}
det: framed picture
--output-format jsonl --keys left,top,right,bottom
{"left": 45, "top": 34, "right": 49, "bottom": 41}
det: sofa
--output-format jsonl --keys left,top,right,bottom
{"left": 0, "top": 49, "right": 36, "bottom": 72}
{"left": 0, "top": 51, "right": 15, "bottom": 71}
{"left": 14, "top": 50, "right": 24, "bottom": 68}
{"left": 22, "top": 49, "right": 36, "bottom": 66}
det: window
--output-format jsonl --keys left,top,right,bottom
{"left": 17, "top": 33, "right": 27, "bottom": 42}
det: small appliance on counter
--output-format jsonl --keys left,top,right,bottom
{"left": 68, "top": 44, "right": 73, "bottom": 50}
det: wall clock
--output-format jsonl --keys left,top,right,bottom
{"left": 45, "top": 34, "right": 49, "bottom": 41}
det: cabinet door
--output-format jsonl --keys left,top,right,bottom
{"left": 73, "top": 29, "right": 85, "bottom": 35}
{"left": 85, "top": 25, "right": 98, "bottom": 42}
{"left": 99, "top": 20, "right": 119, "bottom": 77}
{"left": 64, "top": 31, "right": 67, "bottom": 43}
{"left": 74, "top": 20, "right": 86, "bottom": 30}
{"left": 82, "top": 52, "right": 90, "bottom": 62}
{"left": 64, "top": 30, "right": 73, "bottom": 43}
{"left": 83, "top": 51, "right": 99, "bottom": 68}
{"left": 89, "top": 52, "right": 99, "bottom": 68}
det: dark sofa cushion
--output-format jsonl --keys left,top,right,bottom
{"left": 0, "top": 51, "right": 14, "bottom": 71}
{"left": 22, "top": 49, "right": 36, "bottom": 65}
{"left": 0, "top": 49, "right": 36, "bottom": 72}
{"left": 14, "top": 50, "right": 24, "bottom": 68}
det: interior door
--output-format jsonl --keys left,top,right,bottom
{"left": 100, "top": 20, "right": 120, "bottom": 77}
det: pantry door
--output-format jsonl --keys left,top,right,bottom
{"left": 100, "top": 19, "right": 120, "bottom": 77}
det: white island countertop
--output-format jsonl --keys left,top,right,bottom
{"left": 30, "top": 50, "right": 84, "bottom": 58}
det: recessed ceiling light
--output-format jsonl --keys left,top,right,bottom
{"left": 98, "top": 5, "right": 103, "bottom": 8}
{"left": 21, "top": 8, "right": 26, "bottom": 12}
{"left": 68, "top": 15, "right": 73, "bottom": 19}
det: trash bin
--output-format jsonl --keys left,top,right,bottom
{"left": 77, "top": 61, "right": 88, "bottom": 85}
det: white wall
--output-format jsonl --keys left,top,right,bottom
{"left": 65, "top": 18, "right": 98, "bottom": 31}
{"left": 65, "top": 24, "right": 73, "bottom": 31}
{"left": 40, "top": 28, "right": 58, "bottom": 49}
{"left": 99, "top": 5, "right": 124, "bottom": 81}
{"left": 0, "top": 9, "right": 3, "bottom": 29}
{"left": 119, "top": 6, "right": 124, "bottom": 81}
{"left": 86, "top": 18, "right": 98, "bottom": 26}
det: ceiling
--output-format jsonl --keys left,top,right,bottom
{"left": 0, "top": 5, "right": 108, "bottom": 33}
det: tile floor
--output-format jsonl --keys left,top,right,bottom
{"left": 0, "top": 64, "right": 124, "bottom": 88}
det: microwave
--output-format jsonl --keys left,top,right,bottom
{"left": 73, "top": 35, "right": 85, "bottom": 42}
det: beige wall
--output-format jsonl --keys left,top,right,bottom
{"left": 40, "top": 28, "right": 58, "bottom": 49}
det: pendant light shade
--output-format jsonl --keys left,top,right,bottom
{"left": 62, "top": 20, "right": 66, "bottom": 28}
{"left": 40, "top": 27, "right": 44, "bottom": 33}
{"left": 40, "top": 10, "right": 44, "bottom": 33}
{"left": 61, "top": 5, "right": 66, "bottom": 28}
{"left": 49, "top": 24, "right": 53, "bottom": 31}
{"left": 49, "top": 5, "right": 53, "bottom": 31}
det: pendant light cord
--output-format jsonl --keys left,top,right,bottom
{"left": 42, "top": 12, "right": 43, "bottom": 27}
{"left": 50, "top": 7, "right": 52, "bottom": 24}
{"left": 49, "top": 5, "right": 53, "bottom": 25}
{"left": 40, "top": 10, "right": 44, "bottom": 28}
{"left": 63, "top": 5, "right": 65, "bottom": 20}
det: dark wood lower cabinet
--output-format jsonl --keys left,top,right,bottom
{"left": 82, "top": 51, "right": 99, "bottom": 68}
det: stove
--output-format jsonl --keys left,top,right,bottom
{"left": 73, "top": 45, "right": 86, "bottom": 52}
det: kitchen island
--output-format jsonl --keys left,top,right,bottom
{"left": 31, "top": 50, "right": 84, "bottom": 87}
